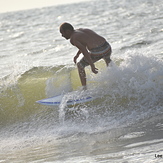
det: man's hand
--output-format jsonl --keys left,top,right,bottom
{"left": 91, "top": 65, "right": 98, "bottom": 74}
{"left": 73, "top": 55, "right": 79, "bottom": 64}
{"left": 73, "top": 50, "right": 81, "bottom": 64}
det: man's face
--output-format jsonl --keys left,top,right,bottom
{"left": 60, "top": 28, "right": 70, "bottom": 40}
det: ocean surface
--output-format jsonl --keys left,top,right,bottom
{"left": 0, "top": 0, "right": 163, "bottom": 162}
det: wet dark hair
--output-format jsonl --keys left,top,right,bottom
{"left": 60, "top": 22, "right": 74, "bottom": 32}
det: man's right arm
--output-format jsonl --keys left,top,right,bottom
{"left": 74, "top": 50, "right": 81, "bottom": 64}
{"left": 74, "top": 40, "right": 98, "bottom": 74}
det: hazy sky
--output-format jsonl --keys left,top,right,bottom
{"left": 0, "top": 0, "right": 89, "bottom": 13}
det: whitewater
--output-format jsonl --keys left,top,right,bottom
{"left": 0, "top": 0, "right": 163, "bottom": 162}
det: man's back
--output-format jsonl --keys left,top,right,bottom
{"left": 70, "top": 28, "right": 106, "bottom": 50}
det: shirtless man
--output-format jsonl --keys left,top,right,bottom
{"left": 59, "top": 22, "right": 112, "bottom": 89}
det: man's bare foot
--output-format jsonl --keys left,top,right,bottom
{"left": 82, "top": 85, "right": 87, "bottom": 91}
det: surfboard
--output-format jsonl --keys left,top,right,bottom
{"left": 36, "top": 91, "right": 96, "bottom": 106}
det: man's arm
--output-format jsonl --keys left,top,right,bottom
{"left": 74, "top": 50, "right": 81, "bottom": 64}
{"left": 74, "top": 40, "right": 98, "bottom": 74}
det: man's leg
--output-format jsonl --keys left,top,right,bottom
{"left": 104, "top": 50, "right": 112, "bottom": 66}
{"left": 104, "top": 57, "right": 111, "bottom": 66}
{"left": 77, "top": 62, "right": 87, "bottom": 88}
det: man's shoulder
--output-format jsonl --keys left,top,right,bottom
{"left": 70, "top": 29, "right": 89, "bottom": 45}
{"left": 78, "top": 28, "right": 92, "bottom": 32}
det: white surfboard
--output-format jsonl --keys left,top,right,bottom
{"left": 36, "top": 91, "right": 96, "bottom": 106}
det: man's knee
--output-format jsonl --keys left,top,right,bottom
{"left": 77, "top": 62, "right": 84, "bottom": 70}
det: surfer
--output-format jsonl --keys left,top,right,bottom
{"left": 59, "top": 22, "right": 112, "bottom": 89}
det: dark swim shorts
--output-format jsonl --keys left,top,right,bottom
{"left": 79, "top": 41, "right": 112, "bottom": 68}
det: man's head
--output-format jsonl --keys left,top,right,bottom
{"left": 59, "top": 22, "right": 74, "bottom": 40}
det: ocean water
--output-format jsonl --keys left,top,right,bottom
{"left": 0, "top": 0, "right": 163, "bottom": 162}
